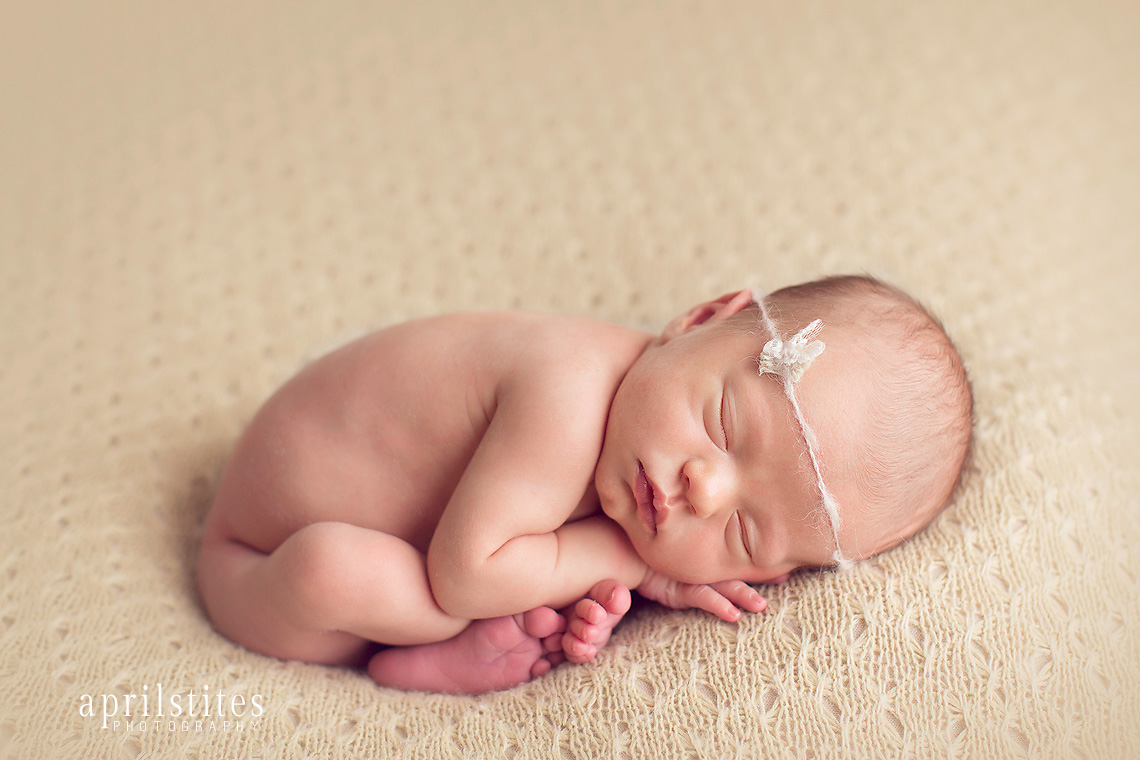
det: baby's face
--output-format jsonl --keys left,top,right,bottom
{"left": 595, "top": 302, "right": 875, "bottom": 584}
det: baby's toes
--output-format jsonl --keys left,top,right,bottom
{"left": 521, "top": 606, "right": 567, "bottom": 639}
{"left": 599, "top": 583, "right": 632, "bottom": 617}
{"left": 569, "top": 616, "right": 602, "bottom": 644}
{"left": 562, "top": 633, "right": 597, "bottom": 664}
{"left": 573, "top": 598, "right": 607, "bottom": 626}
{"left": 541, "top": 632, "right": 564, "bottom": 654}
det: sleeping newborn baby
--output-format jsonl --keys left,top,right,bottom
{"left": 197, "top": 274, "right": 973, "bottom": 694}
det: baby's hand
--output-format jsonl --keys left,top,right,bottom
{"left": 636, "top": 569, "right": 767, "bottom": 623}
{"left": 561, "top": 579, "right": 632, "bottom": 664}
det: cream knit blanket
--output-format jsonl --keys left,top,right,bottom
{"left": 2, "top": 2, "right": 1138, "bottom": 758}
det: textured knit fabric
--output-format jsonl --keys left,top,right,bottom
{"left": 2, "top": 2, "right": 1138, "bottom": 758}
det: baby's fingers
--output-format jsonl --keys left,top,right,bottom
{"left": 685, "top": 584, "right": 745, "bottom": 622}
{"left": 710, "top": 580, "right": 767, "bottom": 614}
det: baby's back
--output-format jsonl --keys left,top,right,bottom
{"left": 203, "top": 312, "right": 644, "bottom": 556}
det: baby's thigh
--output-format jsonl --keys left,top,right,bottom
{"left": 198, "top": 521, "right": 465, "bottom": 660}
{"left": 196, "top": 522, "right": 371, "bottom": 664}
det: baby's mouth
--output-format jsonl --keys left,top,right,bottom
{"left": 634, "top": 461, "right": 658, "bottom": 535}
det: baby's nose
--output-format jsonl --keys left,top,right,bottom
{"left": 682, "top": 458, "right": 733, "bottom": 519}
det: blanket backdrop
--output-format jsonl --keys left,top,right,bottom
{"left": 2, "top": 2, "right": 1138, "bottom": 758}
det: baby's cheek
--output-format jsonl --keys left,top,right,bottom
{"left": 658, "top": 551, "right": 718, "bottom": 585}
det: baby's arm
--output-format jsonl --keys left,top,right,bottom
{"left": 427, "top": 380, "right": 649, "bottom": 620}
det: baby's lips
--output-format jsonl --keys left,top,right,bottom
{"left": 633, "top": 462, "right": 658, "bottom": 534}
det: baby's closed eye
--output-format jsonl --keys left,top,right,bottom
{"left": 735, "top": 512, "right": 753, "bottom": 559}
{"left": 718, "top": 390, "right": 729, "bottom": 449}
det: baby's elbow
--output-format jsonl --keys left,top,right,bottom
{"left": 427, "top": 570, "right": 474, "bottom": 619}
{"left": 425, "top": 545, "right": 485, "bottom": 619}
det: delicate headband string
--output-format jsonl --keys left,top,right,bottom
{"left": 752, "top": 290, "right": 853, "bottom": 570}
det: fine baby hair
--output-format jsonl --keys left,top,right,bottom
{"left": 749, "top": 275, "right": 974, "bottom": 565}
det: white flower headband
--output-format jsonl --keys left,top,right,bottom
{"left": 752, "top": 289, "right": 853, "bottom": 570}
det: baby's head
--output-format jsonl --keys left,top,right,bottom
{"left": 595, "top": 274, "right": 973, "bottom": 584}
{"left": 755, "top": 275, "right": 974, "bottom": 564}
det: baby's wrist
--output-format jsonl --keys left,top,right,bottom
{"left": 624, "top": 547, "right": 653, "bottom": 589}
{"left": 627, "top": 559, "right": 653, "bottom": 591}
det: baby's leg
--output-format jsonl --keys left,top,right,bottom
{"left": 367, "top": 608, "right": 567, "bottom": 694}
{"left": 198, "top": 521, "right": 470, "bottom": 666}
{"left": 200, "top": 520, "right": 568, "bottom": 692}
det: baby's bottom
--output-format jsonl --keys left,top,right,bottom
{"left": 197, "top": 520, "right": 565, "bottom": 694}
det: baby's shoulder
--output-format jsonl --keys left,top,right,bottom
{"left": 381, "top": 310, "right": 650, "bottom": 430}
{"left": 496, "top": 311, "right": 647, "bottom": 386}
{"left": 478, "top": 311, "right": 649, "bottom": 422}
{"left": 477, "top": 312, "right": 650, "bottom": 467}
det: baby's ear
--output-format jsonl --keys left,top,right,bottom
{"left": 660, "top": 289, "right": 754, "bottom": 342}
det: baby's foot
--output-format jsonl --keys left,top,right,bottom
{"left": 562, "top": 579, "right": 632, "bottom": 664}
{"left": 366, "top": 607, "right": 566, "bottom": 695}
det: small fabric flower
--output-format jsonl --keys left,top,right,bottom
{"left": 757, "top": 319, "right": 825, "bottom": 383}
